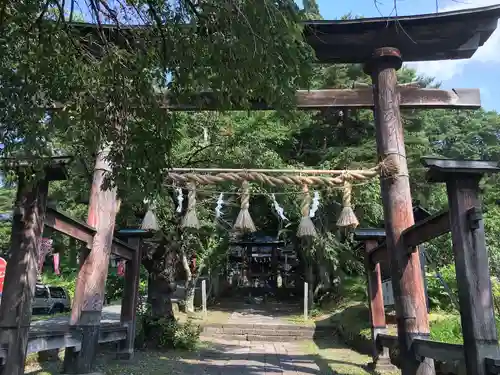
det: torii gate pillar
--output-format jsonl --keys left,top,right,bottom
{"left": 364, "top": 47, "right": 434, "bottom": 375}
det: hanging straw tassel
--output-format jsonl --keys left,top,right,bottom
{"left": 336, "top": 178, "right": 359, "bottom": 229}
{"left": 141, "top": 204, "right": 160, "bottom": 231}
{"left": 234, "top": 180, "right": 256, "bottom": 233}
{"left": 182, "top": 182, "right": 200, "bottom": 229}
{"left": 297, "top": 185, "right": 317, "bottom": 238}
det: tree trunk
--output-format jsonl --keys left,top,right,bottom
{"left": 148, "top": 273, "right": 175, "bottom": 320}
{"left": 180, "top": 250, "right": 195, "bottom": 313}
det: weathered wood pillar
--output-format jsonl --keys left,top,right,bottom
{"left": 365, "top": 47, "right": 434, "bottom": 375}
{"left": 64, "top": 146, "right": 120, "bottom": 374}
{"left": 423, "top": 158, "right": 500, "bottom": 375}
{"left": 117, "top": 237, "right": 141, "bottom": 360}
{"left": 364, "top": 240, "right": 394, "bottom": 371}
{"left": 0, "top": 160, "right": 67, "bottom": 375}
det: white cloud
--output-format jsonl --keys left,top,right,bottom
{"left": 405, "top": 0, "right": 500, "bottom": 81}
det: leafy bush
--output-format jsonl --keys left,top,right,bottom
{"left": 491, "top": 277, "right": 500, "bottom": 315}
{"left": 139, "top": 315, "right": 201, "bottom": 350}
{"left": 41, "top": 273, "right": 77, "bottom": 301}
{"left": 425, "top": 264, "right": 458, "bottom": 312}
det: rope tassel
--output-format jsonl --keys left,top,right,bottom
{"left": 297, "top": 185, "right": 316, "bottom": 238}
{"left": 234, "top": 180, "right": 256, "bottom": 233}
{"left": 141, "top": 202, "right": 159, "bottom": 232}
{"left": 336, "top": 178, "right": 359, "bottom": 229}
{"left": 182, "top": 182, "right": 200, "bottom": 229}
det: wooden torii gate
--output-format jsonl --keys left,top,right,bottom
{"left": 356, "top": 159, "right": 500, "bottom": 375}
{"left": 1, "top": 4, "right": 500, "bottom": 375}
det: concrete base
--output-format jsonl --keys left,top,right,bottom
{"left": 367, "top": 359, "right": 398, "bottom": 374}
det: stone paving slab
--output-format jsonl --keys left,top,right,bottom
{"left": 203, "top": 337, "right": 324, "bottom": 374}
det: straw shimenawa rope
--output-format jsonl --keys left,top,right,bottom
{"left": 336, "top": 175, "right": 359, "bottom": 229}
{"left": 182, "top": 182, "right": 200, "bottom": 229}
{"left": 297, "top": 185, "right": 317, "bottom": 238}
{"left": 234, "top": 180, "right": 256, "bottom": 233}
{"left": 166, "top": 159, "right": 399, "bottom": 187}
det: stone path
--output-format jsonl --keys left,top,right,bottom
{"left": 192, "top": 337, "right": 324, "bottom": 374}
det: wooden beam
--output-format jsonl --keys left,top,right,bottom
{"left": 402, "top": 210, "right": 450, "bottom": 249}
{"left": 110, "top": 238, "right": 134, "bottom": 261}
{"left": 370, "top": 243, "right": 388, "bottom": 264}
{"left": 368, "top": 210, "right": 451, "bottom": 264}
{"left": 376, "top": 334, "right": 399, "bottom": 350}
{"left": 412, "top": 339, "right": 464, "bottom": 363}
{"left": 47, "top": 88, "right": 481, "bottom": 111}
{"left": 45, "top": 207, "right": 95, "bottom": 245}
{"left": 45, "top": 207, "right": 133, "bottom": 260}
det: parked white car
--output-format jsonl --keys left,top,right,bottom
{"left": 32, "top": 284, "right": 71, "bottom": 314}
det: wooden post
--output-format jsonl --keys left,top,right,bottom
{"left": 117, "top": 237, "right": 141, "bottom": 360}
{"left": 364, "top": 240, "right": 395, "bottom": 371}
{"left": 271, "top": 245, "right": 278, "bottom": 289}
{"left": 365, "top": 47, "right": 434, "bottom": 375}
{"left": 423, "top": 158, "right": 500, "bottom": 375}
{"left": 304, "top": 282, "right": 308, "bottom": 320}
{"left": 0, "top": 173, "right": 49, "bottom": 375}
{"left": 64, "top": 146, "right": 120, "bottom": 374}
{"left": 201, "top": 279, "right": 207, "bottom": 318}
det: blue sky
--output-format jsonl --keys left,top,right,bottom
{"left": 74, "top": 0, "right": 500, "bottom": 112}
{"left": 308, "top": 0, "right": 500, "bottom": 112}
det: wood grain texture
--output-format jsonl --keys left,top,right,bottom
{"left": 365, "top": 240, "right": 390, "bottom": 367}
{"left": 369, "top": 51, "right": 434, "bottom": 375}
{"left": 65, "top": 146, "right": 120, "bottom": 373}
{"left": 370, "top": 210, "right": 451, "bottom": 263}
{"left": 47, "top": 88, "right": 481, "bottom": 111}
{"left": 446, "top": 175, "right": 500, "bottom": 375}
{"left": 118, "top": 238, "right": 142, "bottom": 359}
{"left": 0, "top": 174, "right": 49, "bottom": 375}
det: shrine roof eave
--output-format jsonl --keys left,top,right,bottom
{"left": 66, "top": 5, "right": 500, "bottom": 64}
{"left": 305, "top": 4, "right": 500, "bottom": 63}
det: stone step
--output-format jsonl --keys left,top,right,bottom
{"left": 200, "top": 333, "right": 319, "bottom": 342}
{"left": 202, "top": 327, "right": 331, "bottom": 337}
{"left": 202, "top": 323, "right": 332, "bottom": 332}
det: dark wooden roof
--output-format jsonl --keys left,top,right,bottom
{"left": 422, "top": 157, "right": 500, "bottom": 182}
{"left": 305, "top": 5, "right": 500, "bottom": 63}
{"left": 68, "top": 5, "right": 500, "bottom": 64}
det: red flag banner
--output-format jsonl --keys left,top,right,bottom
{"left": 53, "top": 253, "right": 60, "bottom": 275}
{"left": 0, "top": 257, "right": 7, "bottom": 294}
{"left": 39, "top": 238, "right": 53, "bottom": 273}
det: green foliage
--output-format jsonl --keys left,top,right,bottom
{"left": 140, "top": 317, "right": 202, "bottom": 350}
{"left": 425, "top": 264, "right": 458, "bottom": 312}
{"left": 41, "top": 272, "right": 77, "bottom": 301}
